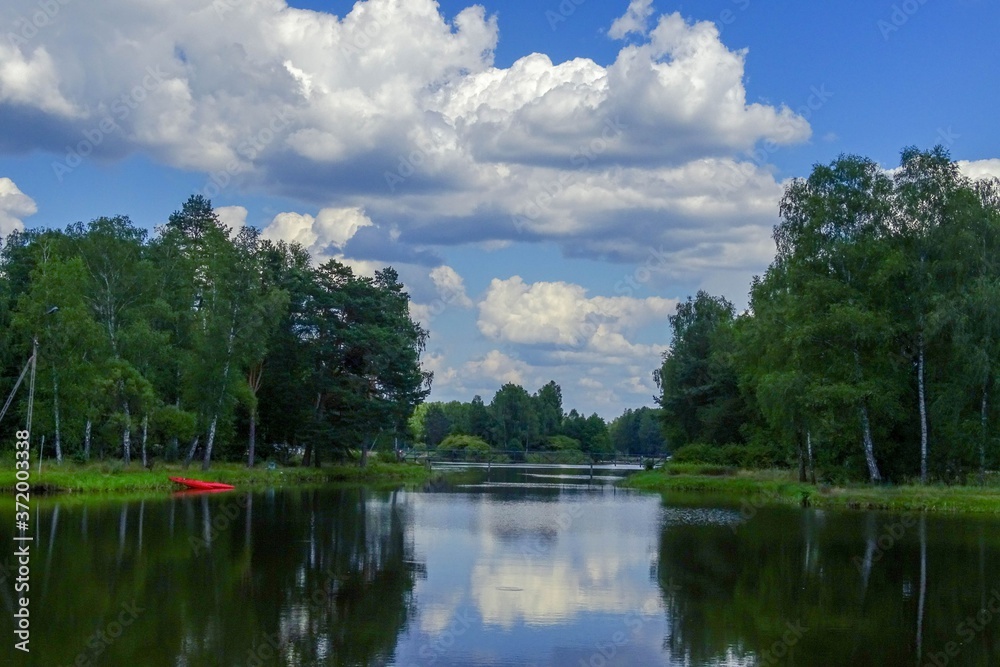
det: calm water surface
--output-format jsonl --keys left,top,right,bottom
{"left": 2, "top": 465, "right": 1000, "bottom": 666}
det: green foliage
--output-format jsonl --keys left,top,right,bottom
{"left": 655, "top": 292, "right": 748, "bottom": 447}
{"left": 609, "top": 406, "right": 667, "bottom": 456}
{"left": 0, "top": 197, "right": 431, "bottom": 469}
{"left": 437, "top": 434, "right": 496, "bottom": 461}
{"left": 526, "top": 449, "right": 590, "bottom": 464}
{"left": 660, "top": 146, "right": 1000, "bottom": 484}
{"left": 671, "top": 444, "right": 725, "bottom": 465}
{"left": 669, "top": 443, "right": 780, "bottom": 469}
{"left": 544, "top": 434, "right": 581, "bottom": 451}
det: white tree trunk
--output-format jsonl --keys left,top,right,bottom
{"left": 203, "top": 324, "right": 235, "bottom": 471}
{"left": 141, "top": 414, "right": 149, "bottom": 468}
{"left": 917, "top": 335, "right": 928, "bottom": 483}
{"left": 981, "top": 381, "right": 989, "bottom": 483}
{"left": 806, "top": 430, "right": 815, "bottom": 484}
{"left": 854, "top": 348, "right": 882, "bottom": 483}
{"left": 122, "top": 400, "right": 132, "bottom": 465}
{"left": 184, "top": 436, "right": 200, "bottom": 468}
{"left": 859, "top": 405, "right": 882, "bottom": 483}
{"left": 52, "top": 368, "right": 62, "bottom": 464}
{"left": 202, "top": 415, "right": 219, "bottom": 472}
{"left": 84, "top": 419, "right": 92, "bottom": 462}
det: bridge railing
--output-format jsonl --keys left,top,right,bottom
{"left": 399, "top": 449, "right": 668, "bottom": 466}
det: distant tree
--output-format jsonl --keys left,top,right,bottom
{"left": 423, "top": 404, "right": 451, "bottom": 448}
{"left": 533, "top": 381, "right": 563, "bottom": 438}
{"left": 490, "top": 383, "right": 538, "bottom": 454}
{"left": 467, "top": 395, "right": 493, "bottom": 442}
{"left": 655, "top": 291, "right": 746, "bottom": 447}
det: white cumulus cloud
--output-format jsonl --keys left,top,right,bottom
{"left": 260, "top": 206, "right": 374, "bottom": 264}
{"left": 478, "top": 276, "right": 675, "bottom": 353}
{"left": 609, "top": 0, "right": 655, "bottom": 40}
{"left": 0, "top": 177, "right": 37, "bottom": 236}
{"left": 0, "top": 0, "right": 811, "bottom": 269}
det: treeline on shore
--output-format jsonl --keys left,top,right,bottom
{"left": 0, "top": 196, "right": 431, "bottom": 470}
{"left": 656, "top": 147, "right": 1000, "bottom": 484}
{"left": 409, "top": 383, "right": 666, "bottom": 461}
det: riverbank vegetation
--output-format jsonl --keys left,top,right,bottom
{"left": 0, "top": 195, "right": 430, "bottom": 470}
{"left": 655, "top": 147, "right": 1000, "bottom": 485}
{"left": 625, "top": 464, "right": 1000, "bottom": 513}
{"left": 0, "top": 459, "right": 432, "bottom": 495}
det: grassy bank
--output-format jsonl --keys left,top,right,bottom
{"left": 623, "top": 463, "right": 1000, "bottom": 513}
{"left": 0, "top": 459, "right": 432, "bottom": 495}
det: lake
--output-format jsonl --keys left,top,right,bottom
{"left": 2, "top": 464, "right": 1000, "bottom": 666}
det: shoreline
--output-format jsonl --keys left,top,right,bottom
{"left": 622, "top": 466, "right": 1000, "bottom": 513}
{"left": 0, "top": 460, "right": 433, "bottom": 496}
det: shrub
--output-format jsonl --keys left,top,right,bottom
{"left": 545, "top": 435, "right": 582, "bottom": 451}
{"left": 671, "top": 443, "right": 723, "bottom": 464}
{"left": 527, "top": 449, "right": 591, "bottom": 464}
{"left": 672, "top": 443, "right": 783, "bottom": 469}
{"left": 740, "top": 443, "right": 782, "bottom": 469}
{"left": 438, "top": 434, "right": 494, "bottom": 461}
{"left": 719, "top": 444, "right": 745, "bottom": 467}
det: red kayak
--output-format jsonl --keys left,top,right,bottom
{"left": 169, "top": 476, "right": 235, "bottom": 491}
{"left": 171, "top": 488, "right": 233, "bottom": 497}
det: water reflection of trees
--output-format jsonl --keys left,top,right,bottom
{"left": 4, "top": 488, "right": 420, "bottom": 666}
{"left": 655, "top": 505, "right": 1000, "bottom": 666}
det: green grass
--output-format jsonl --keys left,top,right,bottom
{"left": 0, "top": 459, "right": 433, "bottom": 495}
{"left": 623, "top": 465, "right": 1000, "bottom": 513}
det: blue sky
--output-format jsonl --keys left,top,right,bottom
{"left": 1, "top": 0, "right": 998, "bottom": 418}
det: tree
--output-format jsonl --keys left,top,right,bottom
{"left": 254, "top": 241, "right": 315, "bottom": 456}
{"left": 490, "top": 383, "right": 538, "bottom": 454}
{"left": 772, "top": 154, "right": 903, "bottom": 483}
{"left": 306, "top": 262, "right": 430, "bottom": 465}
{"left": 655, "top": 291, "right": 746, "bottom": 447}
{"left": 467, "top": 395, "right": 493, "bottom": 442}
{"left": 891, "top": 146, "right": 967, "bottom": 482}
{"left": 12, "top": 254, "right": 103, "bottom": 463}
{"left": 423, "top": 404, "right": 451, "bottom": 447}
{"left": 533, "top": 381, "right": 564, "bottom": 438}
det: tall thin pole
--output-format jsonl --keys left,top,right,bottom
{"left": 26, "top": 338, "right": 38, "bottom": 434}
{"left": 28, "top": 338, "right": 40, "bottom": 474}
